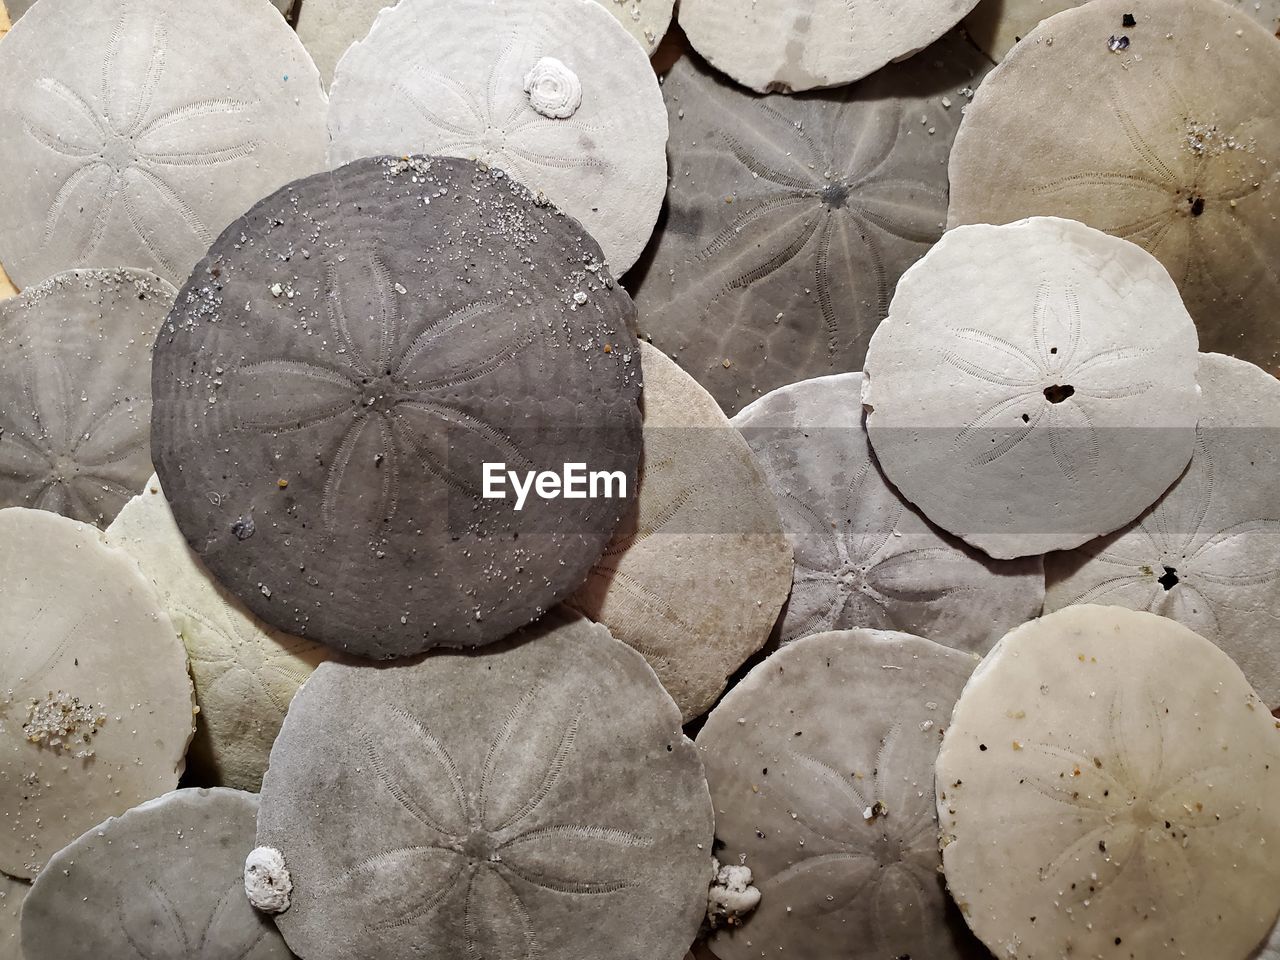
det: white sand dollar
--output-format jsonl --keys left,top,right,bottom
{"left": 1, "top": 874, "right": 25, "bottom": 960}
{"left": 1045, "top": 353, "right": 1280, "bottom": 707}
{"left": 107, "top": 476, "right": 334, "bottom": 791}
{"left": 327, "top": 0, "right": 668, "bottom": 274}
{"left": 937, "top": 605, "right": 1280, "bottom": 960}
{"left": 862, "top": 216, "right": 1200, "bottom": 559}
{"left": 0, "top": 508, "right": 194, "bottom": 879}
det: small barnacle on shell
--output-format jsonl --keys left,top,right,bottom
{"left": 523, "top": 56, "right": 583, "bottom": 119}
{"left": 244, "top": 846, "right": 293, "bottom": 914}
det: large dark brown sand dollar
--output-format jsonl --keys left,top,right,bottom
{"left": 256, "top": 612, "right": 714, "bottom": 960}
{"left": 151, "top": 156, "right": 642, "bottom": 658}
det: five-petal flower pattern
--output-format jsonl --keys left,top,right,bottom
{"left": 119, "top": 879, "right": 271, "bottom": 960}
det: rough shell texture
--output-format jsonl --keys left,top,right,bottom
{"left": 21, "top": 788, "right": 292, "bottom": 960}
{"left": 256, "top": 611, "right": 714, "bottom": 960}
{"left": 150, "top": 155, "right": 642, "bottom": 658}
{"left": 0, "top": 0, "right": 327, "bottom": 288}
{"left": 327, "top": 0, "right": 668, "bottom": 274}
{"left": 677, "top": 0, "right": 979, "bottom": 92}
{"left": 0, "top": 874, "right": 25, "bottom": 960}
{"left": 0, "top": 268, "right": 175, "bottom": 528}
{"left": 1045, "top": 353, "right": 1280, "bottom": 707}
{"left": 732, "top": 373, "right": 1044, "bottom": 652}
{"left": 0, "top": 508, "right": 194, "bottom": 879}
{"left": 862, "top": 216, "right": 1200, "bottom": 559}
{"left": 697, "top": 628, "right": 984, "bottom": 960}
{"left": 107, "top": 475, "right": 335, "bottom": 790}
{"left": 948, "top": 0, "right": 1280, "bottom": 376}
{"left": 568, "top": 343, "right": 793, "bottom": 722}
{"left": 294, "top": 0, "right": 390, "bottom": 87}
{"left": 937, "top": 605, "right": 1280, "bottom": 960}
{"left": 629, "top": 35, "right": 989, "bottom": 415}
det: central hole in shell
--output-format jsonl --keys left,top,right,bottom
{"left": 1158, "top": 565, "right": 1179, "bottom": 591}
{"left": 1043, "top": 384, "right": 1075, "bottom": 404}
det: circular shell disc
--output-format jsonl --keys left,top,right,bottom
{"left": 107, "top": 476, "right": 335, "bottom": 790}
{"left": 0, "top": 508, "right": 194, "bottom": 879}
{"left": 629, "top": 35, "right": 989, "bottom": 415}
{"left": 1045, "top": 353, "right": 1280, "bottom": 707}
{"left": 948, "top": 0, "right": 1280, "bottom": 374}
{"left": 0, "top": 268, "right": 175, "bottom": 528}
{"left": 862, "top": 216, "right": 1200, "bottom": 559}
{"left": 568, "top": 343, "right": 793, "bottom": 722}
{"left": 21, "top": 789, "right": 292, "bottom": 960}
{"left": 327, "top": 0, "right": 668, "bottom": 275}
{"left": 1, "top": 875, "right": 26, "bottom": 960}
{"left": 0, "top": 0, "right": 327, "bottom": 288}
{"left": 936, "top": 605, "right": 1280, "bottom": 959}
{"left": 151, "top": 156, "right": 642, "bottom": 658}
{"left": 256, "top": 612, "right": 714, "bottom": 960}
{"left": 732, "top": 373, "right": 1044, "bottom": 652}
{"left": 696, "top": 629, "right": 982, "bottom": 960}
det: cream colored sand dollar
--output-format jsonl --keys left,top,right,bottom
{"left": 937, "top": 605, "right": 1280, "bottom": 960}
{"left": 106, "top": 476, "right": 334, "bottom": 791}
{"left": 862, "top": 217, "right": 1200, "bottom": 559}
{"left": 0, "top": 508, "right": 194, "bottom": 879}
{"left": 1, "top": 874, "right": 25, "bottom": 960}
{"left": 949, "top": 0, "right": 1280, "bottom": 374}
{"left": 327, "top": 0, "right": 667, "bottom": 274}
{"left": 677, "top": 0, "right": 979, "bottom": 92}
{"left": 568, "top": 343, "right": 793, "bottom": 722}
{"left": 1046, "top": 353, "right": 1280, "bottom": 707}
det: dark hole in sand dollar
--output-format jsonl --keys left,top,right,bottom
{"left": 151, "top": 156, "right": 642, "bottom": 659}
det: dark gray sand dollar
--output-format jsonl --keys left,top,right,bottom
{"left": 0, "top": 268, "right": 175, "bottom": 528}
{"left": 732, "top": 373, "right": 1044, "bottom": 653}
{"left": 696, "top": 628, "right": 984, "bottom": 960}
{"left": 0, "top": 0, "right": 327, "bottom": 288}
{"left": 1046, "top": 353, "right": 1280, "bottom": 708}
{"left": 568, "top": 343, "right": 793, "bottom": 722}
{"left": 629, "top": 35, "right": 990, "bottom": 415}
{"left": 21, "top": 788, "right": 292, "bottom": 960}
{"left": 255, "top": 612, "right": 714, "bottom": 960}
{"left": 151, "top": 156, "right": 642, "bottom": 658}
{"left": 948, "top": 0, "right": 1280, "bottom": 375}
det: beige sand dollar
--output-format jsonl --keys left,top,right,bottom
{"left": 107, "top": 476, "right": 334, "bottom": 791}
{"left": 0, "top": 874, "right": 25, "bottom": 960}
{"left": 862, "top": 217, "right": 1200, "bottom": 559}
{"left": 0, "top": 508, "right": 194, "bottom": 879}
{"left": 937, "top": 605, "right": 1280, "bottom": 960}
{"left": 568, "top": 343, "right": 792, "bottom": 722}
{"left": 294, "top": 0, "right": 392, "bottom": 86}
{"left": 949, "top": 0, "right": 1280, "bottom": 374}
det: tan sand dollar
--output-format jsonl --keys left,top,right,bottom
{"left": 568, "top": 343, "right": 793, "bottom": 722}
{"left": 1, "top": 874, "right": 25, "bottom": 960}
{"left": 949, "top": 0, "right": 1280, "bottom": 374}
{"left": 0, "top": 508, "right": 194, "bottom": 879}
{"left": 937, "top": 605, "right": 1280, "bottom": 960}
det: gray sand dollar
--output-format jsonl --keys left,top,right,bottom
{"left": 697, "top": 628, "right": 983, "bottom": 960}
{"left": 20, "top": 788, "right": 292, "bottom": 960}
{"left": 0, "top": 0, "right": 327, "bottom": 288}
{"left": 732, "top": 373, "right": 1044, "bottom": 652}
{"left": 256, "top": 612, "right": 714, "bottom": 960}
{"left": 862, "top": 217, "right": 1201, "bottom": 559}
{"left": 568, "top": 343, "right": 793, "bottom": 722}
{"left": 0, "top": 508, "right": 194, "bottom": 879}
{"left": 1255, "top": 919, "right": 1280, "bottom": 960}
{"left": 150, "top": 156, "right": 642, "bottom": 658}
{"left": 0, "top": 268, "right": 175, "bottom": 528}
{"left": 1046, "top": 353, "right": 1280, "bottom": 707}
{"left": 948, "top": 0, "right": 1280, "bottom": 374}
{"left": 0, "top": 875, "right": 25, "bottom": 960}
{"left": 630, "top": 35, "right": 989, "bottom": 415}
{"left": 937, "top": 605, "right": 1280, "bottom": 959}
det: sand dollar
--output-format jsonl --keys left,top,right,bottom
{"left": 937, "top": 605, "right": 1280, "bottom": 960}
{"left": 256, "top": 612, "right": 714, "bottom": 960}
{"left": 948, "top": 0, "right": 1280, "bottom": 374}
{"left": 732, "top": 373, "right": 1044, "bottom": 651}
{"left": 862, "top": 216, "right": 1201, "bottom": 559}
{"left": 327, "top": 0, "right": 667, "bottom": 274}
{"left": 20, "top": 788, "right": 292, "bottom": 960}
{"left": 150, "top": 156, "right": 642, "bottom": 658}
{"left": 0, "top": 508, "right": 194, "bottom": 879}
{"left": 568, "top": 343, "right": 792, "bottom": 722}
{"left": 697, "top": 628, "right": 983, "bottom": 959}
{"left": 0, "top": 0, "right": 327, "bottom": 288}
{"left": 1, "top": 875, "right": 25, "bottom": 960}
{"left": 0, "top": 268, "right": 174, "bottom": 528}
